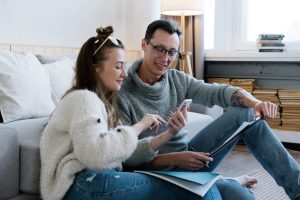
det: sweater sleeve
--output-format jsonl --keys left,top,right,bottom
{"left": 69, "top": 91, "right": 138, "bottom": 170}
{"left": 117, "top": 93, "right": 158, "bottom": 166}
{"left": 173, "top": 71, "right": 239, "bottom": 108}
{"left": 124, "top": 137, "right": 158, "bottom": 166}
{"left": 117, "top": 92, "right": 139, "bottom": 125}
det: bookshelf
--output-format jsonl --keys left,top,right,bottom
{"left": 204, "top": 60, "right": 300, "bottom": 144}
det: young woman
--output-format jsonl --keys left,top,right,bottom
{"left": 40, "top": 26, "right": 222, "bottom": 200}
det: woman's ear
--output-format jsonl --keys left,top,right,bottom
{"left": 94, "top": 64, "right": 102, "bottom": 75}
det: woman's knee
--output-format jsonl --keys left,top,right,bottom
{"left": 215, "top": 179, "right": 255, "bottom": 200}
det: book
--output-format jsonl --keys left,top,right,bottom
{"left": 206, "top": 77, "right": 231, "bottom": 85}
{"left": 209, "top": 117, "right": 262, "bottom": 157}
{"left": 230, "top": 79, "right": 256, "bottom": 93}
{"left": 256, "top": 39, "right": 283, "bottom": 43}
{"left": 259, "top": 49, "right": 284, "bottom": 52}
{"left": 257, "top": 43, "right": 285, "bottom": 47}
{"left": 258, "top": 34, "right": 285, "bottom": 40}
{"left": 135, "top": 170, "right": 220, "bottom": 197}
{"left": 258, "top": 46, "right": 285, "bottom": 50}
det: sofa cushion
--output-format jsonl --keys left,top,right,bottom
{"left": 43, "top": 58, "right": 75, "bottom": 105}
{"left": 0, "top": 50, "right": 55, "bottom": 123}
{"left": 36, "top": 54, "right": 77, "bottom": 64}
{"left": 0, "top": 127, "right": 19, "bottom": 199}
{"left": 185, "top": 112, "right": 214, "bottom": 140}
{"left": 0, "top": 117, "right": 49, "bottom": 194}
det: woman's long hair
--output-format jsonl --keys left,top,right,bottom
{"left": 67, "top": 26, "right": 124, "bottom": 128}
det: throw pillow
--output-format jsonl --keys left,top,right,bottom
{"left": 35, "top": 54, "right": 64, "bottom": 64}
{"left": 0, "top": 111, "right": 3, "bottom": 123}
{"left": 0, "top": 50, "right": 55, "bottom": 123}
{"left": 43, "top": 58, "right": 75, "bottom": 105}
{"left": 36, "top": 54, "right": 78, "bottom": 64}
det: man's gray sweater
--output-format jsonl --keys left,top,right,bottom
{"left": 118, "top": 59, "right": 238, "bottom": 154}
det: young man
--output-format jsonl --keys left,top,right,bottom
{"left": 118, "top": 19, "right": 300, "bottom": 200}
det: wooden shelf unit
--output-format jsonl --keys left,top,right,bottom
{"left": 204, "top": 60, "right": 300, "bottom": 144}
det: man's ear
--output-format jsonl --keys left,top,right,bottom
{"left": 141, "top": 39, "right": 147, "bottom": 50}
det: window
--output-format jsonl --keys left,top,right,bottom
{"left": 206, "top": 0, "right": 300, "bottom": 59}
{"left": 204, "top": 0, "right": 215, "bottom": 49}
{"left": 236, "top": 0, "right": 300, "bottom": 50}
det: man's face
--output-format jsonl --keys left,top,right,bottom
{"left": 142, "top": 29, "right": 180, "bottom": 77}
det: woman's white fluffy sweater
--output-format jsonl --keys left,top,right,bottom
{"left": 40, "top": 90, "right": 154, "bottom": 200}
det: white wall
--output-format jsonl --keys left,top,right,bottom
{"left": 0, "top": 0, "right": 160, "bottom": 49}
{"left": 124, "top": 0, "right": 161, "bottom": 49}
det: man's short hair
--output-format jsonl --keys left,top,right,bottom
{"left": 144, "top": 19, "right": 182, "bottom": 40}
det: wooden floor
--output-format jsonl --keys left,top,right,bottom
{"left": 214, "top": 143, "right": 300, "bottom": 177}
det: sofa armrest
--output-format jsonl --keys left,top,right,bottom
{"left": 190, "top": 104, "right": 224, "bottom": 120}
{"left": 1, "top": 117, "right": 49, "bottom": 195}
{"left": 0, "top": 127, "right": 19, "bottom": 199}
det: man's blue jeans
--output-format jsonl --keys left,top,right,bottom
{"left": 189, "top": 107, "right": 300, "bottom": 200}
{"left": 64, "top": 168, "right": 222, "bottom": 200}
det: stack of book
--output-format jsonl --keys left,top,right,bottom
{"left": 206, "top": 77, "right": 231, "bottom": 85}
{"left": 230, "top": 79, "right": 256, "bottom": 93}
{"left": 278, "top": 90, "right": 300, "bottom": 131}
{"left": 252, "top": 89, "right": 281, "bottom": 128}
{"left": 220, "top": 79, "right": 256, "bottom": 118}
{"left": 206, "top": 78, "right": 256, "bottom": 96}
{"left": 256, "top": 34, "right": 285, "bottom": 52}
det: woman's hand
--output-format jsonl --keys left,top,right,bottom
{"left": 132, "top": 114, "right": 166, "bottom": 136}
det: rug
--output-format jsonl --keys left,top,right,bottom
{"left": 249, "top": 168, "right": 289, "bottom": 200}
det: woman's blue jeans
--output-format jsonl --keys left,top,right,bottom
{"left": 188, "top": 107, "right": 300, "bottom": 200}
{"left": 64, "top": 168, "right": 222, "bottom": 200}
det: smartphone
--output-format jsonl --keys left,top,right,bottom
{"left": 178, "top": 99, "right": 193, "bottom": 111}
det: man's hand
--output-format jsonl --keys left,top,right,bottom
{"left": 254, "top": 101, "right": 277, "bottom": 119}
{"left": 167, "top": 106, "right": 188, "bottom": 135}
{"left": 171, "top": 151, "right": 213, "bottom": 170}
{"left": 149, "top": 108, "right": 187, "bottom": 150}
{"left": 149, "top": 151, "right": 213, "bottom": 170}
{"left": 231, "top": 89, "right": 277, "bottom": 119}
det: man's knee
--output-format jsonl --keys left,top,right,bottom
{"left": 227, "top": 107, "right": 254, "bottom": 122}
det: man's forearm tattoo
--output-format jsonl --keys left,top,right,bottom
{"left": 231, "top": 90, "right": 246, "bottom": 107}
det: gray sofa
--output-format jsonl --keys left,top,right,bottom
{"left": 0, "top": 117, "right": 48, "bottom": 200}
{"left": 0, "top": 111, "right": 215, "bottom": 200}
{"left": 0, "top": 47, "right": 221, "bottom": 199}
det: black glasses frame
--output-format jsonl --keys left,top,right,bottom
{"left": 146, "top": 40, "right": 181, "bottom": 59}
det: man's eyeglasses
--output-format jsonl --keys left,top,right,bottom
{"left": 146, "top": 40, "right": 180, "bottom": 59}
{"left": 93, "top": 35, "right": 119, "bottom": 56}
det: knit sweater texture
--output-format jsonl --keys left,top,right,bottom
{"left": 40, "top": 90, "right": 156, "bottom": 200}
{"left": 118, "top": 59, "right": 239, "bottom": 154}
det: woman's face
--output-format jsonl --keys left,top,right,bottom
{"left": 95, "top": 48, "right": 127, "bottom": 92}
